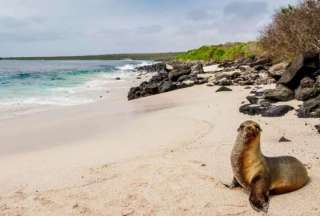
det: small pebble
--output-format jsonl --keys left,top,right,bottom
{"left": 279, "top": 136, "right": 291, "bottom": 142}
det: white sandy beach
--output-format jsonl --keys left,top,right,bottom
{"left": 0, "top": 84, "right": 319, "bottom": 216}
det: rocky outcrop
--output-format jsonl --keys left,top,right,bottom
{"left": 129, "top": 54, "right": 320, "bottom": 106}
{"left": 128, "top": 62, "right": 203, "bottom": 100}
{"left": 278, "top": 52, "right": 320, "bottom": 89}
{"left": 252, "top": 52, "right": 320, "bottom": 119}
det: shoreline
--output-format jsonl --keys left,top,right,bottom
{"left": 0, "top": 60, "right": 154, "bottom": 121}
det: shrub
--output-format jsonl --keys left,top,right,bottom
{"left": 176, "top": 42, "right": 257, "bottom": 62}
{"left": 259, "top": 0, "right": 320, "bottom": 60}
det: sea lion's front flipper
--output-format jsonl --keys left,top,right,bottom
{"left": 224, "top": 177, "right": 241, "bottom": 189}
{"left": 249, "top": 176, "right": 270, "bottom": 213}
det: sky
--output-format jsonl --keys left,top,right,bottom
{"left": 0, "top": 0, "right": 298, "bottom": 57}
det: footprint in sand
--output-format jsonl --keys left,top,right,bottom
{"left": 33, "top": 195, "right": 57, "bottom": 208}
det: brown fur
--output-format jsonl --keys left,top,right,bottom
{"left": 229, "top": 120, "right": 309, "bottom": 213}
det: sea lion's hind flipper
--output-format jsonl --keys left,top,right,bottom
{"left": 249, "top": 176, "right": 270, "bottom": 213}
{"left": 224, "top": 177, "right": 241, "bottom": 189}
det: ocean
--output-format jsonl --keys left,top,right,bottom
{"left": 0, "top": 60, "right": 151, "bottom": 118}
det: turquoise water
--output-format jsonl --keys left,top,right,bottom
{"left": 0, "top": 60, "right": 149, "bottom": 107}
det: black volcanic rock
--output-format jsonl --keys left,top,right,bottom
{"left": 239, "top": 103, "right": 293, "bottom": 117}
{"left": 246, "top": 96, "right": 259, "bottom": 104}
{"left": 268, "top": 62, "right": 288, "bottom": 79}
{"left": 168, "top": 69, "right": 191, "bottom": 81}
{"left": 278, "top": 53, "right": 320, "bottom": 89}
{"left": 264, "top": 84, "right": 294, "bottom": 102}
{"left": 216, "top": 86, "right": 232, "bottom": 92}
{"left": 159, "top": 81, "right": 176, "bottom": 93}
{"left": 261, "top": 105, "right": 294, "bottom": 117}
{"left": 136, "top": 63, "right": 167, "bottom": 73}
{"left": 239, "top": 104, "right": 267, "bottom": 116}
{"left": 297, "top": 95, "right": 320, "bottom": 118}
{"left": 295, "top": 77, "right": 319, "bottom": 101}
{"left": 279, "top": 136, "right": 292, "bottom": 142}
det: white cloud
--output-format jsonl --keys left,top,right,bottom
{"left": 0, "top": 0, "right": 299, "bottom": 56}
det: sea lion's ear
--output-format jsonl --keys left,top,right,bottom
{"left": 237, "top": 125, "right": 244, "bottom": 132}
{"left": 256, "top": 125, "right": 262, "bottom": 132}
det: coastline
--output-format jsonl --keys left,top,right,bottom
{"left": 0, "top": 60, "right": 154, "bottom": 120}
{"left": 1, "top": 83, "right": 319, "bottom": 215}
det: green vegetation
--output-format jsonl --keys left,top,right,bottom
{"left": 3, "top": 52, "right": 182, "bottom": 61}
{"left": 176, "top": 42, "right": 259, "bottom": 62}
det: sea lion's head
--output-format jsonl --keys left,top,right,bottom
{"left": 237, "top": 120, "right": 262, "bottom": 144}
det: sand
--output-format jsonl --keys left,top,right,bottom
{"left": 0, "top": 85, "right": 319, "bottom": 216}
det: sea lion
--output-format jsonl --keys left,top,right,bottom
{"left": 227, "top": 120, "right": 309, "bottom": 213}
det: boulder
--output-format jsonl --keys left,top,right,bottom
{"left": 165, "top": 64, "right": 174, "bottom": 71}
{"left": 268, "top": 62, "right": 288, "bottom": 79}
{"left": 195, "top": 78, "right": 208, "bottom": 85}
{"left": 143, "top": 82, "right": 159, "bottom": 95}
{"left": 259, "top": 100, "right": 272, "bottom": 107}
{"left": 238, "top": 80, "right": 254, "bottom": 86}
{"left": 240, "top": 103, "right": 293, "bottom": 117}
{"left": 261, "top": 105, "right": 294, "bottom": 117}
{"left": 219, "top": 78, "right": 232, "bottom": 86}
{"left": 251, "top": 90, "right": 265, "bottom": 97}
{"left": 177, "top": 75, "right": 189, "bottom": 82}
{"left": 254, "top": 65, "right": 266, "bottom": 71}
{"left": 238, "top": 65, "right": 252, "bottom": 72}
{"left": 249, "top": 57, "right": 272, "bottom": 67}
{"left": 168, "top": 69, "right": 191, "bottom": 81}
{"left": 300, "top": 76, "right": 315, "bottom": 88}
{"left": 182, "top": 80, "right": 195, "bottom": 87}
{"left": 207, "top": 83, "right": 214, "bottom": 87}
{"left": 197, "top": 73, "right": 214, "bottom": 80}
{"left": 136, "top": 63, "right": 167, "bottom": 73}
{"left": 190, "top": 63, "right": 204, "bottom": 75}
{"left": 128, "top": 87, "right": 139, "bottom": 100}
{"left": 315, "top": 124, "right": 320, "bottom": 134}
{"left": 278, "top": 53, "right": 320, "bottom": 89}
{"left": 264, "top": 84, "right": 294, "bottom": 102}
{"left": 295, "top": 77, "right": 318, "bottom": 101}
{"left": 246, "top": 96, "right": 259, "bottom": 104}
{"left": 239, "top": 104, "right": 267, "bottom": 116}
{"left": 297, "top": 95, "right": 320, "bottom": 118}
{"left": 159, "top": 81, "right": 176, "bottom": 93}
{"left": 295, "top": 87, "right": 316, "bottom": 101}
{"left": 216, "top": 86, "right": 232, "bottom": 92}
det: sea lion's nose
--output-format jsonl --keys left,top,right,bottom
{"left": 244, "top": 125, "right": 257, "bottom": 134}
